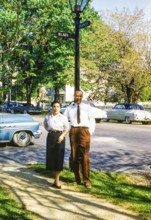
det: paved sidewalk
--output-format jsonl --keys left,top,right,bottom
{"left": 0, "top": 164, "right": 143, "bottom": 220}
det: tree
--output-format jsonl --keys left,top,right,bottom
{"left": 0, "top": 0, "right": 74, "bottom": 102}
{"left": 101, "top": 8, "right": 151, "bottom": 103}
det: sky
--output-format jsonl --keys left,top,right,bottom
{"left": 90, "top": 0, "right": 151, "bottom": 21}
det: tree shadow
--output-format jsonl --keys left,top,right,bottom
{"left": 0, "top": 166, "right": 143, "bottom": 220}
{"left": 90, "top": 149, "right": 151, "bottom": 173}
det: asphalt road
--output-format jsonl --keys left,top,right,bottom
{"left": 0, "top": 116, "right": 151, "bottom": 174}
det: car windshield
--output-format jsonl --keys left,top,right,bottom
{"left": 17, "top": 103, "right": 23, "bottom": 106}
{"left": 114, "top": 104, "right": 145, "bottom": 110}
{"left": 5, "top": 101, "right": 17, "bottom": 107}
{"left": 126, "top": 104, "right": 144, "bottom": 110}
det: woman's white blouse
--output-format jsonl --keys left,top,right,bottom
{"left": 44, "top": 113, "right": 69, "bottom": 132}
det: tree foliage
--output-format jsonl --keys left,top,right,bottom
{"left": 0, "top": 1, "right": 151, "bottom": 104}
{"left": 100, "top": 8, "right": 151, "bottom": 103}
{"left": 0, "top": 0, "right": 73, "bottom": 102}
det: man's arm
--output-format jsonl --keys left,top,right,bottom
{"left": 89, "top": 106, "right": 96, "bottom": 135}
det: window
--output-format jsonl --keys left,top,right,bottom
{"left": 115, "top": 104, "right": 125, "bottom": 110}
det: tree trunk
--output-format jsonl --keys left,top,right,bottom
{"left": 126, "top": 87, "right": 132, "bottom": 103}
{"left": 25, "top": 78, "right": 31, "bottom": 104}
{"left": 54, "top": 87, "right": 60, "bottom": 100}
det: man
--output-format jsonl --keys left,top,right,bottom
{"left": 64, "top": 90, "right": 95, "bottom": 189}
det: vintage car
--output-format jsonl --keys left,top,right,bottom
{"left": 0, "top": 114, "right": 42, "bottom": 147}
{"left": 105, "top": 103, "right": 151, "bottom": 124}
{"left": 8, "top": 103, "right": 42, "bottom": 114}
{"left": 0, "top": 101, "right": 18, "bottom": 112}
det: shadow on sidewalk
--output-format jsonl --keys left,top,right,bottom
{"left": 0, "top": 166, "right": 143, "bottom": 220}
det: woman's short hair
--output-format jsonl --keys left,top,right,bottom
{"left": 51, "top": 100, "right": 62, "bottom": 108}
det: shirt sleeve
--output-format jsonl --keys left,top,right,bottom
{"left": 63, "top": 107, "right": 70, "bottom": 122}
{"left": 44, "top": 113, "right": 51, "bottom": 131}
{"left": 63, "top": 115, "right": 70, "bottom": 132}
{"left": 44, "top": 116, "right": 48, "bottom": 131}
{"left": 88, "top": 106, "right": 96, "bottom": 135}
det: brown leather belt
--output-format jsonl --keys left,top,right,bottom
{"left": 48, "top": 130, "right": 62, "bottom": 134}
{"left": 71, "top": 126, "right": 88, "bottom": 128}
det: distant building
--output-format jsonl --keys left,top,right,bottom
{"left": 45, "top": 85, "right": 90, "bottom": 103}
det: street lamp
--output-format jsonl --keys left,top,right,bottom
{"left": 69, "top": 0, "right": 89, "bottom": 91}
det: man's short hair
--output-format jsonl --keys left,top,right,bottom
{"left": 75, "top": 90, "right": 83, "bottom": 95}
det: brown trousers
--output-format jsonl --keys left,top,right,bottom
{"left": 69, "top": 127, "right": 90, "bottom": 185}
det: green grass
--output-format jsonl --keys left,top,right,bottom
{"left": 28, "top": 164, "right": 151, "bottom": 220}
{"left": 1, "top": 164, "right": 150, "bottom": 220}
{"left": 0, "top": 185, "right": 33, "bottom": 220}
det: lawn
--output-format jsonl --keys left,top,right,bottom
{"left": 28, "top": 164, "right": 151, "bottom": 220}
{"left": 0, "top": 185, "right": 33, "bottom": 220}
{"left": 0, "top": 164, "right": 151, "bottom": 220}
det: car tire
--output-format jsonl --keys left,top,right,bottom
{"left": 13, "top": 131, "right": 31, "bottom": 147}
{"left": 0, "top": 143, "right": 7, "bottom": 147}
{"left": 95, "top": 119, "right": 101, "bottom": 123}
{"left": 125, "top": 117, "right": 131, "bottom": 124}
{"left": 142, "top": 121, "right": 149, "bottom": 125}
{"left": 23, "top": 110, "right": 27, "bottom": 114}
{"left": 11, "top": 109, "right": 15, "bottom": 114}
{"left": 103, "top": 118, "right": 109, "bottom": 122}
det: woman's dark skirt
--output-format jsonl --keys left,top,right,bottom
{"left": 46, "top": 132, "right": 65, "bottom": 171}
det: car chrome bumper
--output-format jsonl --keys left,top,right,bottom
{"left": 33, "top": 129, "right": 42, "bottom": 139}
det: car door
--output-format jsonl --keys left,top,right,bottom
{"left": 0, "top": 115, "right": 4, "bottom": 140}
{"left": 26, "top": 104, "right": 35, "bottom": 113}
{"left": 22, "top": 103, "right": 30, "bottom": 113}
{"left": 0, "top": 115, "right": 13, "bottom": 141}
{"left": 119, "top": 104, "right": 128, "bottom": 120}
{"left": 125, "top": 104, "right": 142, "bottom": 121}
{"left": 108, "top": 104, "right": 125, "bottom": 120}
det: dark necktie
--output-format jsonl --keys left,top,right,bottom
{"left": 77, "top": 104, "right": 80, "bottom": 124}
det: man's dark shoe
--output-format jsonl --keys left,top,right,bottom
{"left": 75, "top": 177, "right": 81, "bottom": 185}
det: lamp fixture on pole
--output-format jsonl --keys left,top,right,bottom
{"left": 69, "top": 0, "right": 89, "bottom": 13}
{"left": 69, "top": 0, "right": 89, "bottom": 91}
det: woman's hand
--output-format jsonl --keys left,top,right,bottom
{"left": 57, "top": 134, "right": 65, "bottom": 143}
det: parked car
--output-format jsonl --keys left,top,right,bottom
{"left": 105, "top": 103, "right": 151, "bottom": 124}
{"left": 0, "top": 104, "right": 5, "bottom": 112}
{"left": 9, "top": 103, "right": 42, "bottom": 114}
{"left": 43, "top": 103, "right": 51, "bottom": 110}
{"left": 0, "top": 113, "right": 42, "bottom": 147}
{"left": 1, "top": 101, "right": 18, "bottom": 112}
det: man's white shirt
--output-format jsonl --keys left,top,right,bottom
{"left": 64, "top": 102, "right": 95, "bottom": 135}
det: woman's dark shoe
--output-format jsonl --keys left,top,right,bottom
{"left": 51, "top": 183, "right": 56, "bottom": 188}
{"left": 51, "top": 183, "right": 61, "bottom": 189}
{"left": 55, "top": 185, "right": 62, "bottom": 189}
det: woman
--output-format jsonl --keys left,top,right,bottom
{"left": 44, "top": 101, "right": 69, "bottom": 189}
